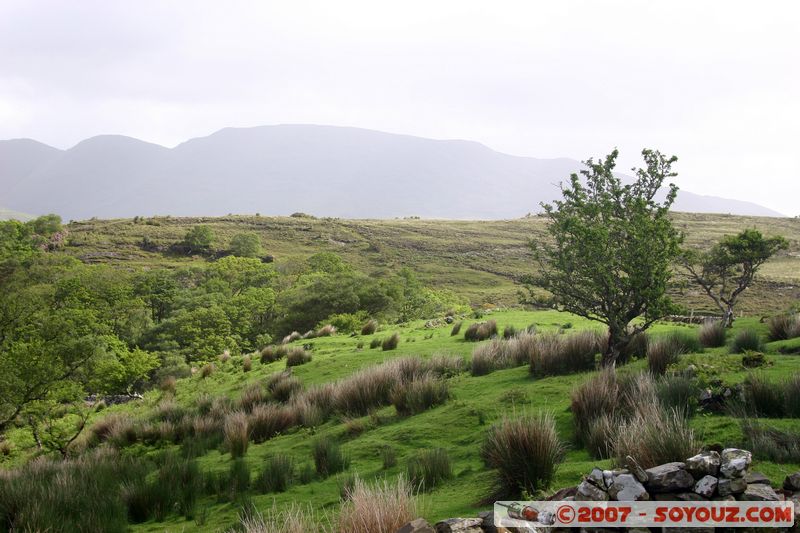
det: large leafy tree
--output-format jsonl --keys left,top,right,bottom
{"left": 681, "top": 229, "right": 788, "bottom": 326}
{"left": 531, "top": 149, "right": 683, "bottom": 367}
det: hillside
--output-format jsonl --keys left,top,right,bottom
{"left": 0, "top": 125, "right": 784, "bottom": 221}
{"left": 63, "top": 212, "right": 800, "bottom": 315}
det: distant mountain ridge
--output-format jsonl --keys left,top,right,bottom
{"left": 0, "top": 125, "right": 784, "bottom": 221}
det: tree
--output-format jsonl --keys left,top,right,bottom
{"left": 681, "top": 229, "right": 788, "bottom": 326}
{"left": 531, "top": 149, "right": 683, "bottom": 367}
{"left": 183, "top": 225, "right": 215, "bottom": 253}
{"left": 229, "top": 232, "right": 263, "bottom": 258}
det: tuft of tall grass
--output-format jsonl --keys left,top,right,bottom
{"left": 369, "top": 338, "right": 382, "bottom": 349}
{"left": 740, "top": 418, "right": 800, "bottom": 463}
{"left": 249, "top": 404, "right": 295, "bottom": 443}
{"left": 390, "top": 375, "right": 449, "bottom": 416}
{"left": 450, "top": 321, "right": 463, "bottom": 336}
{"left": 236, "top": 504, "right": 330, "bottom": 533}
{"left": 260, "top": 344, "right": 287, "bottom": 364}
{"left": 316, "top": 324, "right": 336, "bottom": 337}
{"left": 699, "top": 320, "right": 727, "bottom": 348}
{"left": 200, "top": 363, "right": 215, "bottom": 378}
{"left": 731, "top": 328, "right": 764, "bottom": 353}
{"left": 332, "top": 362, "right": 400, "bottom": 416}
{"left": 271, "top": 375, "right": 303, "bottom": 403}
{"left": 585, "top": 413, "right": 618, "bottom": 459}
{"left": 611, "top": 404, "right": 698, "bottom": 469}
{"left": 239, "top": 381, "right": 268, "bottom": 412}
{"left": 242, "top": 355, "right": 252, "bottom": 372}
{"left": 529, "top": 331, "right": 598, "bottom": 377}
{"left": 570, "top": 368, "right": 620, "bottom": 444}
{"left": 381, "top": 445, "right": 397, "bottom": 469}
{"left": 337, "top": 476, "right": 416, "bottom": 533}
{"left": 647, "top": 337, "right": 683, "bottom": 376}
{"left": 286, "top": 347, "right": 312, "bottom": 367}
{"left": 282, "top": 331, "right": 302, "bottom": 344}
{"left": 743, "top": 372, "right": 785, "bottom": 417}
{"left": 767, "top": 313, "right": 800, "bottom": 341}
{"left": 360, "top": 319, "right": 378, "bottom": 335}
{"left": 255, "top": 454, "right": 294, "bottom": 493}
{"left": 160, "top": 375, "right": 177, "bottom": 394}
{"left": 657, "top": 374, "right": 698, "bottom": 413}
{"left": 224, "top": 411, "right": 250, "bottom": 458}
{"left": 382, "top": 332, "right": 400, "bottom": 351}
{"left": 426, "top": 353, "right": 465, "bottom": 377}
{"left": 784, "top": 373, "right": 800, "bottom": 417}
{"left": 480, "top": 412, "right": 565, "bottom": 497}
{"left": 618, "top": 331, "right": 649, "bottom": 365}
{"left": 312, "top": 437, "right": 350, "bottom": 478}
{"left": 503, "top": 325, "right": 517, "bottom": 339}
{"left": 406, "top": 448, "right": 453, "bottom": 491}
{"left": 464, "top": 320, "right": 498, "bottom": 342}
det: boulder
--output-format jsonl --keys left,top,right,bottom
{"left": 398, "top": 518, "right": 436, "bottom": 533}
{"left": 738, "top": 484, "right": 780, "bottom": 501}
{"left": 575, "top": 480, "right": 609, "bottom": 501}
{"left": 655, "top": 492, "right": 707, "bottom": 502}
{"left": 693, "top": 475, "right": 718, "bottom": 498}
{"left": 645, "top": 462, "right": 695, "bottom": 492}
{"left": 720, "top": 448, "right": 752, "bottom": 478}
{"left": 602, "top": 470, "right": 614, "bottom": 489}
{"left": 608, "top": 474, "right": 649, "bottom": 501}
{"left": 718, "top": 476, "right": 748, "bottom": 496}
{"left": 745, "top": 471, "right": 771, "bottom": 485}
{"left": 784, "top": 472, "right": 800, "bottom": 491}
{"left": 685, "top": 451, "right": 721, "bottom": 478}
{"left": 625, "top": 455, "right": 648, "bottom": 483}
{"left": 434, "top": 518, "right": 483, "bottom": 533}
{"left": 586, "top": 467, "right": 605, "bottom": 488}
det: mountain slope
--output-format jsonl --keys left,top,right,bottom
{"left": 0, "top": 125, "right": 784, "bottom": 220}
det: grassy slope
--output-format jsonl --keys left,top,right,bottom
{"left": 4, "top": 310, "right": 795, "bottom": 532}
{"left": 0, "top": 208, "right": 33, "bottom": 221}
{"left": 62, "top": 213, "right": 800, "bottom": 313}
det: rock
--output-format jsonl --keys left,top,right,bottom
{"left": 602, "top": 470, "right": 614, "bottom": 489}
{"left": 625, "top": 456, "right": 648, "bottom": 483}
{"left": 693, "top": 475, "right": 718, "bottom": 498}
{"left": 646, "top": 462, "right": 695, "bottom": 492}
{"left": 686, "top": 451, "right": 721, "bottom": 478}
{"left": 587, "top": 468, "right": 605, "bottom": 488}
{"left": 784, "top": 472, "right": 800, "bottom": 491}
{"left": 720, "top": 448, "right": 752, "bottom": 478}
{"left": 745, "top": 471, "right": 771, "bottom": 485}
{"left": 445, "top": 316, "right": 454, "bottom": 324}
{"left": 575, "top": 480, "right": 609, "bottom": 501}
{"left": 661, "top": 528, "right": 714, "bottom": 533}
{"left": 608, "top": 474, "right": 649, "bottom": 501}
{"left": 712, "top": 494, "right": 736, "bottom": 502}
{"left": 434, "top": 518, "right": 483, "bottom": 533}
{"left": 398, "top": 518, "right": 435, "bottom": 533}
{"left": 654, "top": 493, "right": 707, "bottom": 502}
{"left": 738, "top": 483, "right": 779, "bottom": 501}
{"left": 718, "top": 476, "right": 748, "bottom": 496}
{"left": 699, "top": 388, "right": 713, "bottom": 402}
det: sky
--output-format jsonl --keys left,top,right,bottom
{"left": 1, "top": 1, "right": 798, "bottom": 215}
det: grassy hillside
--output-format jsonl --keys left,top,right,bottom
{"left": 0, "top": 208, "right": 33, "bottom": 221}
{"left": 64, "top": 212, "right": 800, "bottom": 314}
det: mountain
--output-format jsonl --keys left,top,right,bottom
{"left": 0, "top": 125, "right": 784, "bottom": 220}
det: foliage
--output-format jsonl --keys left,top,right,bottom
{"left": 183, "top": 225, "right": 215, "bottom": 253}
{"left": 529, "top": 149, "right": 683, "bottom": 366}
{"left": 229, "top": 232, "right": 263, "bottom": 258}
{"left": 682, "top": 229, "right": 788, "bottom": 326}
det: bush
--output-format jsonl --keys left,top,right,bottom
{"left": 657, "top": 374, "right": 698, "bottom": 413}
{"left": 767, "top": 313, "right": 800, "bottom": 341}
{"left": 406, "top": 448, "right": 453, "bottom": 491}
{"left": 160, "top": 375, "right": 177, "bottom": 394}
{"left": 255, "top": 454, "right": 294, "bottom": 493}
{"left": 239, "top": 382, "right": 268, "bottom": 411}
{"left": 647, "top": 337, "right": 682, "bottom": 376}
{"left": 337, "top": 476, "right": 416, "bottom": 533}
{"left": 480, "top": 412, "right": 565, "bottom": 497}
{"left": 742, "top": 351, "right": 766, "bottom": 368}
{"left": 249, "top": 404, "right": 295, "bottom": 443}
{"left": 503, "top": 325, "right": 517, "bottom": 339}
{"left": 200, "top": 363, "right": 215, "bottom": 378}
{"left": 361, "top": 319, "right": 378, "bottom": 335}
{"left": 286, "top": 347, "right": 311, "bottom": 367}
{"left": 312, "top": 437, "right": 350, "bottom": 477}
{"left": 611, "top": 404, "right": 698, "bottom": 469}
{"left": 464, "top": 320, "right": 497, "bottom": 341}
{"left": 784, "top": 373, "right": 800, "bottom": 417}
{"left": 731, "top": 329, "right": 764, "bottom": 353}
{"left": 382, "top": 332, "right": 400, "bottom": 351}
{"left": 230, "top": 232, "right": 263, "bottom": 258}
{"left": 242, "top": 355, "right": 252, "bottom": 372}
{"left": 316, "top": 324, "right": 337, "bottom": 337}
{"left": 271, "top": 375, "right": 303, "bottom": 403}
{"left": 260, "top": 345, "right": 287, "bottom": 364}
{"left": 450, "top": 321, "right": 463, "bottom": 336}
{"left": 699, "top": 320, "right": 727, "bottom": 348}
{"left": 743, "top": 372, "right": 785, "bottom": 417}
{"left": 224, "top": 412, "right": 250, "bottom": 458}
{"left": 390, "top": 376, "right": 449, "bottom": 415}
{"left": 369, "top": 338, "right": 382, "bottom": 349}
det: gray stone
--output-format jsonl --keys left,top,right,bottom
{"left": 686, "top": 451, "right": 721, "bottom": 478}
{"left": 738, "top": 483, "right": 779, "bottom": 501}
{"left": 398, "top": 518, "right": 435, "bottom": 533}
{"left": 720, "top": 448, "right": 752, "bottom": 478}
{"left": 607, "top": 474, "right": 649, "bottom": 501}
{"left": 434, "top": 517, "right": 483, "bottom": 533}
{"left": 712, "top": 494, "right": 736, "bottom": 502}
{"left": 646, "top": 462, "right": 695, "bottom": 492}
{"left": 693, "top": 475, "right": 718, "bottom": 498}
{"left": 718, "top": 476, "right": 748, "bottom": 496}
{"left": 745, "top": 471, "right": 771, "bottom": 485}
{"left": 587, "top": 467, "right": 605, "bottom": 488}
{"left": 654, "top": 492, "right": 707, "bottom": 502}
{"left": 784, "top": 472, "right": 800, "bottom": 491}
{"left": 575, "top": 480, "right": 609, "bottom": 501}
{"left": 625, "top": 455, "right": 648, "bottom": 483}
{"left": 602, "top": 470, "right": 614, "bottom": 489}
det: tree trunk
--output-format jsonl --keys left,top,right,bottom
{"left": 723, "top": 305, "right": 735, "bottom": 328}
{"left": 601, "top": 326, "right": 622, "bottom": 369}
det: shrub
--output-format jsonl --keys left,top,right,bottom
{"left": 464, "top": 320, "right": 497, "bottom": 341}
{"left": 282, "top": 331, "right": 302, "bottom": 344}
{"left": 255, "top": 454, "right": 294, "bottom": 493}
{"left": 503, "top": 325, "right": 517, "bottom": 339}
{"left": 743, "top": 372, "right": 785, "bottom": 417}
{"left": 731, "top": 329, "right": 764, "bottom": 354}
{"left": 249, "top": 404, "right": 295, "bottom": 443}
{"left": 361, "top": 319, "right": 378, "bottom": 335}
{"left": 316, "top": 324, "right": 337, "bottom": 337}
{"left": 699, "top": 320, "right": 727, "bottom": 348}
{"left": 160, "top": 375, "right": 177, "bottom": 394}
{"left": 406, "top": 448, "right": 453, "bottom": 491}
{"left": 480, "top": 412, "right": 565, "bottom": 497}
{"left": 369, "top": 338, "right": 382, "bottom": 349}
{"left": 337, "top": 476, "right": 416, "bottom": 533}
{"left": 271, "top": 376, "right": 303, "bottom": 403}
{"left": 657, "top": 374, "right": 698, "bottom": 413}
{"left": 390, "top": 376, "right": 449, "bottom": 415}
{"left": 286, "top": 347, "right": 311, "bottom": 367}
{"left": 260, "top": 345, "right": 287, "bottom": 364}
{"left": 450, "top": 321, "right": 463, "bottom": 336}
{"left": 742, "top": 351, "right": 766, "bottom": 368}
{"left": 219, "top": 350, "right": 231, "bottom": 364}
{"left": 647, "top": 337, "right": 682, "bottom": 376}
{"left": 382, "top": 332, "right": 400, "bottom": 351}
{"left": 200, "top": 363, "right": 215, "bottom": 378}
{"left": 381, "top": 446, "right": 397, "bottom": 469}
{"left": 312, "top": 437, "right": 350, "bottom": 477}
{"left": 239, "top": 382, "right": 268, "bottom": 412}
{"left": 767, "top": 313, "right": 800, "bottom": 341}
{"left": 784, "top": 373, "right": 800, "bottom": 417}
{"left": 224, "top": 412, "right": 250, "bottom": 458}
{"left": 242, "top": 355, "right": 252, "bottom": 372}
{"left": 611, "top": 404, "right": 698, "bottom": 469}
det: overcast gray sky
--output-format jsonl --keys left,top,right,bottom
{"left": 1, "top": 0, "right": 798, "bottom": 215}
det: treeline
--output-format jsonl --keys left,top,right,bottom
{"left": 0, "top": 216, "right": 466, "bottom": 438}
